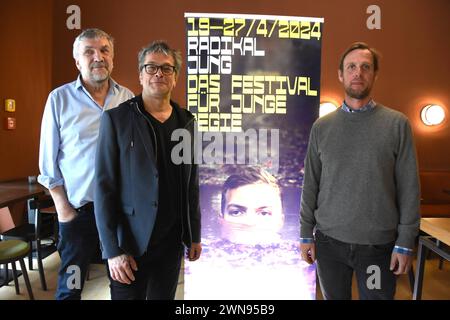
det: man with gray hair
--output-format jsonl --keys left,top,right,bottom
{"left": 95, "top": 40, "right": 202, "bottom": 299}
{"left": 38, "top": 28, "right": 133, "bottom": 299}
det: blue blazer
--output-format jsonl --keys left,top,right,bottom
{"left": 94, "top": 96, "right": 201, "bottom": 259}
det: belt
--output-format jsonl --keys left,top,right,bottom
{"left": 76, "top": 202, "right": 94, "bottom": 212}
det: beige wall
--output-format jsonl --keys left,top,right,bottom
{"left": 1, "top": 0, "right": 449, "bottom": 183}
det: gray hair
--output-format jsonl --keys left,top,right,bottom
{"left": 72, "top": 28, "right": 114, "bottom": 59}
{"left": 138, "top": 40, "right": 182, "bottom": 75}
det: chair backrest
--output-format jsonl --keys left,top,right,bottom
{"left": 27, "top": 196, "right": 56, "bottom": 239}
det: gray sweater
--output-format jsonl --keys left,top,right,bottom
{"left": 300, "top": 104, "right": 420, "bottom": 249}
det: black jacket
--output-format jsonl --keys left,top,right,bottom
{"left": 94, "top": 95, "right": 201, "bottom": 259}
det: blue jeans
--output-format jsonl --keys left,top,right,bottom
{"left": 55, "top": 203, "right": 100, "bottom": 300}
{"left": 315, "top": 230, "right": 396, "bottom": 300}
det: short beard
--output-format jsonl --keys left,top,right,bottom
{"left": 91, "top": 70, "right": 110, "bottom": 82}
{"left": 345, "top": 86, "right": 371, "bottom": 100}
{"left": 89, "top": 62, "right": 111, "bottom": 84}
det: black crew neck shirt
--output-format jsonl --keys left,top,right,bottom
{"left": 142, "top": 107, "right": 182, "bottom": 247}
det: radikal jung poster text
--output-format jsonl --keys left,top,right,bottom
{"left": 184, "top": 12, "right": 323, "bottom": 299}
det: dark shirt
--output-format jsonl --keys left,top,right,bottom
{"left": 142, "top": 107, "right": 182, "bottom": 247}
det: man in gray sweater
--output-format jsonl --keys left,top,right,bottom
{"left": 299, "top": 42, "right": 420, "bottom": 300}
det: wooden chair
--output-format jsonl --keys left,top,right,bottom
{"left": 1, "top": 196, "right": 57, "bottom": 291}
{"left": 0, "top": 239, "right": 34, "bottom": 299}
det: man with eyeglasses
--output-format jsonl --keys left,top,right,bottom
{"left": 94, "top": 40, "right": 202, "bottom": 299}
{"left": 300, "top": 42, "right": 420, "bottom": 299}
{"left": 38, "top": 28, "right": 134, "bottom": 300}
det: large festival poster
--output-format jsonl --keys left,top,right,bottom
{"left": 184, "top": 13, "right": 323, "bottom": 299}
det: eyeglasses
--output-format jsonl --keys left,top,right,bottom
{"left": 142, "top": 64, "right": 176, "bottom": 75}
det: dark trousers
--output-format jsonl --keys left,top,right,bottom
{"left": 315, "top": 230, "right": 396, "bottom": 300}
{"left": 108, "top": 240, "right": 183, "bottom": 300}
{"left": 55, "top": 203, "right": 100, "bottom": 300}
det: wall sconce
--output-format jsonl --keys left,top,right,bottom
{"left": 421, "top": 104, "right": 445, "bottom": 126}
{"left": 319, "top": 102, "right": 338, "bottom": 118}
